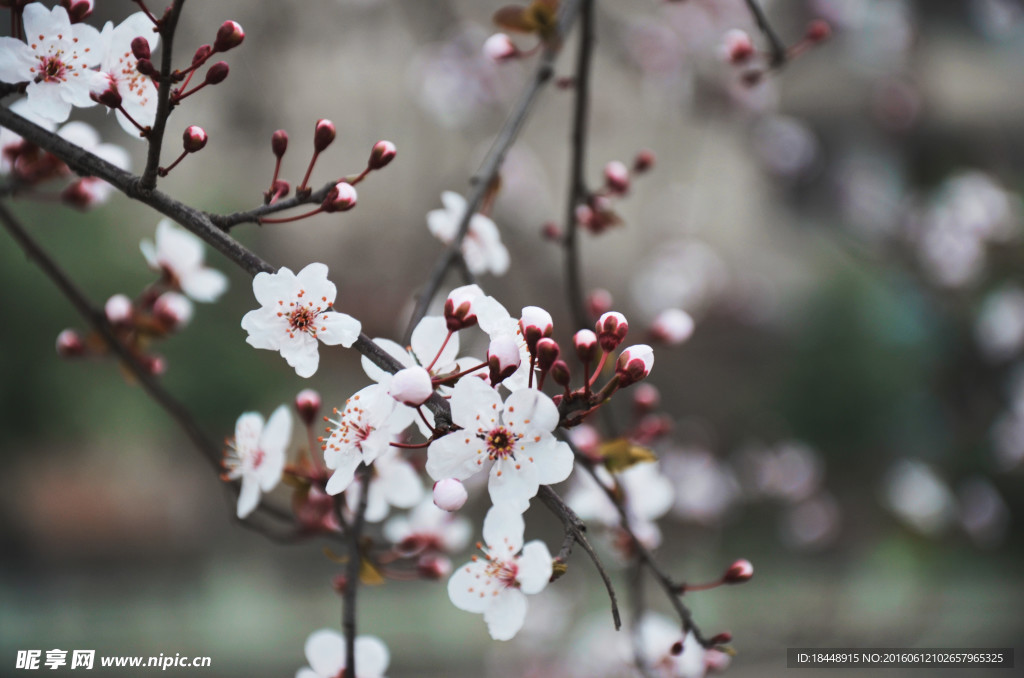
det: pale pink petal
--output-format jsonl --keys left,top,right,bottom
{"left": 316, "top": 311, "right": 360, "bottom": 347}
{"left": 427, "top": 208, "right": 456, "bottom": 242}
{"left": 380, "top": 457, "right": 424, "bottom": 509}
{"left": 257, "top": 405, "right": 292, "bottom": 490}
{"left": 180, "top": 267, "right": 228, "bottom": 303}
{"left": 241, "top": 309, "right": 284, "bottom": 350}
{"left": 295, "top": 668, "right": 319, "bottom": 678}
{"left": 279, "top": 332, "right": 321, "bottom": 378}
{"left": 517, "top": 541, "right": 553, "bottom": 594}
{"left": 0, "top": 38, "right": 34, "bottom": 82}
{"left": 488, "top": 458, "right": 539, "bottom": 513}
{"left": 360, "top": 338, "right": 415, "bottom": 384}
{"left": 325, "top": 451, "right": 361, "bottom": 496}
{"left": 503, "top": 388, "right": 559, "bottom": 433}
{"left": 156, "top": 220, "right": 205, "bottom": 272}
{"left": 483, "top": 504, "right": 525, "bottom": 553}
{"left": 22, "top": 4, "right": 62, "bottom": 43}
{"left": 484, "top": 588, "right": 528, "bottom": 640}
{"left": 236, "top": 477, "right": 260, "bottom": 518}
{"left": 426, "top": 433, "right": 487, "bottom": 481}
{"left": 304, "top": 629, "right": 345, "bottom": 678}
{"left": 448, "top": 560, "right": 496, "bottom": 613}
{"left": 294, "top": 262, "right": 336, "bottom": 304}
{"left": 22, "top": 81, "right": 72, "bottom": 122}
{"left": 531, "top": 435, "right": 574, "bottom": 486}
{"left": 252, "top": 266, "right": 297, "bottom": 306}
{"left": 449, "top": 375, "right": 501, "bottom": 428}
{"left": 440, "top": 190, "right": 467, "bottom": 215}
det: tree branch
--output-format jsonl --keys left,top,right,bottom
{"left": 563, "top": 0, "right": 595, "bottom": 332}
{"left": 538, "top": 484, "right": 621, "bottom": 630}
{"left": 743, "top": 0, "right": 787, "bottom": 68}
{"left": 401, "top": 0, "right": 585, "bottom": 344}
{"left": 140, "top": 0, "right": 188, "bottom": 190}
{"left": 343, "top": 466, "right": 372, "bottom": 675}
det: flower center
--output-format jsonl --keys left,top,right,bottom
{"left": 485, "top": 557, "right": 519, "bottom": 588}
{"left": 483, "top": 426, "right": 521, "bottom": 461}
{"left": 251, "top": 448, "right": 265, "bottom": 469}
{"left": 289, "top": 306, "right": 315, "bottom": 332}
{"left": 37, "top": 55, "right": 68, "bottom": 83}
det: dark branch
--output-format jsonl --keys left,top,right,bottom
{"left": 140, "top": 0, "right": 188, "bottom": 190}
{"left": 538, "top": 485, "right": 621, "bottom": 630}
{"left": 343, "top": 466, "right": 372, "bottom": 675}
{"left": 401, "top": 0, "right": 585, "bottom": 344}
{"left": 743, "top": 0, "right": 787, "bottom": 68}
{"left": 563, "top": 0, "right": 595, "bottom": 332}
{"left": 209, "top": 179, "right": 336, "bottom": 230}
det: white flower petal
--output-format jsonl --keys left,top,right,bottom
{"left": 180, "top": 267, "right": 228, "bottom": 303}
{"left": 325, "top": 451, "right": 361, "bottom": 496}
{"left": 503, "top": 388, "right": 559, "bottom": 433}
{"left": 425, "top": 433, "right": 486, "bottom": 481}
{"left": 236, "top": 477, "right": 261, "bottom": 519}
{"left": 484, "top": 588, "right": 528, "bottom": 641}
{"left": 316, "top": 311, "right": 361, "bottom": 347}
{"left": 360, "top": 338, "right": 415, "bottom": 384}
{"left": 252, "top": 266, "right": 296, "bottom": 306}
{"left": 488, "top": 458, "right": 539, "bottom": 513}
{"left": 483, "top": 504, "right": 525, "bottom": 554}
{"left": 531, "top": 435, "right": 575, "bottom": 486}
{"left": 379, "top": 457, "right": 424, "bottom": 509}
{"left": 241, "top": 309, "right": 284, "bottom": 350}
{"left": 517, "top": 541, "right": 553, "bottom": 594}
{"left": 449, "top": 375, "right": 501, "bottom": 428}
{"left": 295, "top": 262, "right": 336, "bottom": 304}
{"left": 304, "top": 629, "right": 345, "bottom": 678}
{"left": 354, "top": 636, "right": 390, "bottom": 678}
{"left": 448, "top": 560, "right": 495, "bottom": 613}
{"left": 279, "top": 333, "right": 321, "bottom": 378}
{"left": 257, "top": 405, "right": 292, "bottom": 490}
{"left": 411, "top": 316, "right": 459, "bottom": 369}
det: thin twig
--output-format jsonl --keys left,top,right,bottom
{"left": 343, "top": 466, "right": 372, "bottom": 675}
{"left": 538, "top": 485, "right": 621, "bottom": 629}
{"left": 209, "top": 179, "right": 337, "bottom": 230}
{"left": 563, "top": 0, "right": 595, "bottom": 332}
{"left": 743, "top": 0, "right": 787, "bottom": 68}
{"left": 401, "top": 0, "right": 585, "bottom": 344}
{"left": 140, "top": 0, "right": 187, "bottom": 191}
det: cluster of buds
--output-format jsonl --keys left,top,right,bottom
{"left": 160, "top": 20, "right": 245, "bottom": 104}
{"left": 564, "top": 151, "right": 654, "bottom": 236}
{"left": 719, "top": 20, "right": 832, "bottom": 87}
{"left": 258, "top": 121, "right": 396, "bottom": 223}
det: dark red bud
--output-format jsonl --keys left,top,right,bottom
{"left": 182, "top": 125, "right": 207, "bottom": 153}
{"left": 192, "top": 45, "right": 213, "bottom": 66}
{"left": 536, "top": 337, "right": 560, "bottom": 372}
{"left": 550, "top": 360, "right": 571, "bottom": 387}
{"left": 136, "top": 59, "right": 159, "bottom": 78}
{"left": 130, "top": 36, "right": 151, "bottom": 61}
{"left": 204, "top": 61, "right": 230, "bottom": 85}
{"left": 213, "top": 20, "right": 245, "bottom": 52}
{"left": 272, "top": 129, "right": 288, "bottom": 158}
{"left": 313, "top": 119, "right": 336, "bottom": 153}
{"left": 633, "top": 149, "right": 655, "bottom": 173}
{"left": 806, "top": 20, "right": 831, "bottom": 43}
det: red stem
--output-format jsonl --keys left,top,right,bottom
{"left": 297, "top": 150, "right": 321, "bottom": 193}
{"left": 258, "top": 206, "right": 325, "bottom": 224}
{"left": 425, "top": 330, "right": 454, "bottom": 372}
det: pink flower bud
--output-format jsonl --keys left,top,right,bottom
{"left": 56, "top": 329, "right": 86, "bottom": 358}
{"left": 130, "top": 36, "right": 151, "bottom": 61}
{"left": 806, "top": 19, "right": 831, "bottom": 43}
{"left": 142, "top": 353, "right": 166, "bottom": 376}
{"left": 650, "top": 308, "right": 694, "bottom": 345}
{"left": 708, "top": 632, "right": 733, "bottom": 646}
{"left": 720, "top": 29, "right": 754, "bottom": 64}
{"left": 136, "top": 59, "right": 158, "bottom": 78}
{"left": 575, "top": 203, "right": 594, "bottom": 228}
{"left": 604, "top": 160, "right": 630, "bottom": 195}
{"left": 633, "top": 149, "right": 655, "bottom": 173}
{"left": 596, "top": 311, "right": 629, "bottom": 352}
{"left": 104, "top": 294, "right": 133, "bottom": 326}
{"left": 483, "top": 33, "right": 518, "bottom": 62}
{"left": 388, "top": 366, "right": 434, "bottom": 406}
{"left": 587, "top": 288, "right": 613, "bottom": 319}
{"left": 520, "top": 306, "right": 553, "bottom": 353}
{"left": 705, "top": 649, "right": 732, "bottom": 672}
{"left": 214, "top": 20, "right": 245, "bottom": 52}
{"left": 91, "top": 81, "right": 122, "bottom": 110}
{"left": 271, "top": 129, "right": 288, "bottom": 158}
{"left": 550, "top": 360, "right": 571, "bottom": 387}
{"left": 536, "top": 337, "right": 560, "bottom": 372}
{"left": 368, "top": 140, "right": 396, "bottom": 170}
{"left": 322, "top": 181, "right": 357, "bottom": 212}
{"left": 488, "top": 334, "right": 522, "bottom": 385}
{"left": 204, "top": 61, "right": 230, "bottom": 85}
{"left": 615, "top": 343, "right": 654, "bottom": 387}
{"left": 541, "top": 221, "right": 562, "bottom": 241}
{"left": 153, "top": 292, "right": 194, "bottom": 332}
{"left": 295, "top": 388, "right": 322, "bottom": 426}
{"left": 182, "top": 125, "right": 207, "bottom": 153}
{"left": 573, "top": 329, "right": 598, "bottom": 363}
{"left": 433, "top": 478, "right": 468, "bottom": 512}
{"left": 313, "top": 119, "right": 336, "bottom": 153}
{"left": 722, "top": 558, "right": 753, "bottom": 584}
{"left": 569, "top": 424, "right": 601, "bottom": 458}
{"left": 633, "top": 383, "right": 660, "bottom": 412}
{"left": 417, "top": 554, "right": 452, "bottom": 580}
{"left": 445, "top": 284, "right": 484, "bottom": 331}
{"left": 268, "top": 179, "right": 290, "bottom": 201}
{"left": 192, "top": 45, "right": 213, "bottom": 66}
{"left": 60, "top": 0, "right": 93, "bottom": 23}
{"left": 60, "top": 179, "right": 99, "bottom": 209}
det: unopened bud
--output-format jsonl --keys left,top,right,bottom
{"left": 575, "top": 203, "right": 594, "bottom": 228}
{"left": 541, "top": 221, "right": 562, "bottom": 241}
{"left": 650, "top": 308, "right": 694, "bottom": 345}
{"left": 550, "top": 360, "right": 571, "bottom": 387}
{"left": 136, "top": 59, "right": 158, "bottom": 78}
{"left": 214, "top": 20, "right": 245, "bottom": 52}
{"left": 488, "top": 334, "right": 522, "bottom": 385}
{"left": 433, "top": 478, "right": 468, "bottom": 512}
{"left": 61, "top": 0, "right": 93, "bottom": 23}
{"left": 130, "top": 36, "right": 151, "bottom": 61}
{"left": 720, "top": 28, "right": 754, "bottom": 63}
{"left": 56, "top": 329, "right": 86, "bottom": 357}
{"left": 192, "top": 45, "right": 213, "bottom": 66}
{"left": 271, "top": 129, "right": 288, "bottom": 158}
{"left": 268, "top": 179, "right": 290, "bottom": 201}
{"left": 142, "top": 353, "right": 166, "bottom": 376}
{"left": 569, "top": 424, "right": 601, "bottom": 458}
{"left": 596, "top": 311, "right": 628, "bottom": 352}
{"left": 520, "top": 306, "right": 553, "bottom": 354}
{"left": 670, "top": 640, "right": 685, "bottom": 656}
{"left": 632, "top": 383, "right": 660, "bottom": 413}
{"left": 313, "top": 118, "right": 336, "bottom": 153}
{"left": 417, "top": 554, "right": 452, "bottom": 580}
{"left": 633, "top": 149, "right": 655, "bottom": 173}
{"left": 615, "top": 344, "right": 654, "bottom": 387}
{"left": 322, "top": 181, "right": 357, "bottom": 212}
{"left": 573, "top": 329, "right": 598, "bottom": 363}
{"left": 604, "top": 160, "right": 630, "bottom": 195}
{"left": 535, "top": 337, "right": 560, "bottom": 372}
{"left": 91, "top": 82, "right": 122, "bottom": 110}
{"left": 389, "top": 366, "right": 434, "bottom": 406}
{"left": 709, "top": 632, "right": 733, "bottom": 646}
{"left": 444, "top": 284, "right": 484, "bottom": 331}
{"left": 368, "top": 140, "right": 396, "bottom": 170}
{"left": 722, "top": 558, "right": 753, "bottom": 584}
{"left": 104, "top": 294, "right": 133, "bottom": 326}
{"left": 295, "top": 389, "right": 322, "bottom": 425}
{"left": 332, "top": 574, "right": 348, "bottom": 594}
{"left": 182, "top": 125, "right": 207, "bottom": 153}
{"left": 204, "top": 61, "right": 229, "bottom": 85}
{"left": 483, "top": 33, "right": 518, "bottom": 62}
{"left": 587, "top": 289, "right": 613, "bottom": 319}
{"left": 806, "top": 19, "right": 831, "bottom": 43}
{"left": 153, "top": 292, "right": 193, "bottom": 331}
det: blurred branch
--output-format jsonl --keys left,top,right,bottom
{"left": 538, "top": 485, "right": 622, "bottom": 630}
{"left": 0, "top": 201, "right": 302, "bottom": 539}
{"left": 401, "top": 0, "right": 585, "bottom": 344}
{"left": 343, "top": 466, "right": 372, "bottom": 675}
{"left": 743, "top": 0, "right": 787, "bottom": 68}
{"left": 563, "top": 0, "right": 595, "bottom": 332}
{"left": 140, "top": 0, "right": 187, "bottom": 191}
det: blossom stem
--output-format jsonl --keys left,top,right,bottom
{"left": 258, "top": 206, "right": 325, "bottom": 224}
{"left": 416, "top": 406, "right": 437, "bottom": 436}
{"left": 297, "top": 151, "right": 321, "bottom": 195}
{"left": 157, "top": 150, "right": 188, "bottom": 177}
{"left": 425, "top": 330, "right": 454, "bottom": 372}
{"left": 588, "top": 350, "right": 608, "bottom": 387}
{"left": 390, "top": 440, "right": 433, "bottom": 449}
{"left": 742, "top": 0, "right": 787, "bottom": 68}
{"left": 173, "top": 79, "right": 209, "bottom": 102}
{"left": 680, "top": 579, "right": 724, "bottom": 593}
{"left": 528, "top": 354, "right": 536, "bottom": 389}
{"left": 343, "top": 167, "right": 372, "bottom": 186}
{"left": 116, "top": 105, "right": 149, "bottom": 136}
{"left": 268, "top": 157, "right": 282, "bottom": 196}
{"left": 132, "top": 0, "right": 160, "bottom": 26}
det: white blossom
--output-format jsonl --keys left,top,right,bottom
{"left": 222, "top": 405, "right": 291, "bottom": 519}
{"left": 296, "top": 629, "right": 389, "bottom": 678}
{"left": 140, "top": 220, "right": 228, "bottom": 303}
{"left": 96, "top": 12, "right": 160, "bottom": 137}
{"left": 427, "top": 191, "right": 509, "bottom": 276}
